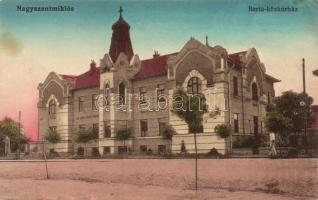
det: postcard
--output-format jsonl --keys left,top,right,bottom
{"left": 0, "top": 0, "right": 317, "bottom": 199}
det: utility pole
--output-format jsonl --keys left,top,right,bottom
{"left": 302, "top": 58, "right": 308, "bottom": 154}
{"left": 18, "top": 111, "right": 21, "bottom": 159}
{"left": 194, "top": 131, "right": 198, "bottom": 191}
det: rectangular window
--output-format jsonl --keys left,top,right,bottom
{"left": 92, "top": 123, "right": 98, "bottom": 134}
{"left": 118, "top": 146, "right": 127, "bottom": 154}
{"left": 140, "top": 145, "right": 147, "bottom": 153}
{"left": 158, "top": 145, "right": 166, "bottom": 154}
{"left": 79, "top": 96, "right": 84, "bottom": 112}
{"left": 267, "top": 92, "right": 271, "bottom": 104}
{"left": 158, "top": 118, "right": 166, "bottom": 136}
{"left": 92, "top": 94, "right": 98, "bottom": 111}
{"left": 103, "top": 146, "right": 111, "bottom": 154}
{"left": 104, "top": 121, "right": 111, "bottom": 138}
{"left": 139, "top": 87, "right": 147, "bottom": 104}
{"left": 156, "top": 84, "right": 165, "bottom": 103}
{"left": 140, "top": 120, "right": 148, "bottom": 137}
{"left": 233, "top": 76, "right": 238, "bottom": 96}
{"left": 234, "top": 113, "right": 239, "bottom": 133}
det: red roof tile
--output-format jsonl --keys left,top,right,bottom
{"left": 61, "top": 74, "right": 77, "bottom": 81}
{"left": 134, "top": 53, "right": 178, "bottom": 79}
{"left": 74, "top": 67, "right": 100, "bottom": 90}
{"left": 310, "top": 105, "right": 318, "bottom": 130}
{"left": 61, "top": 65, "right": 100, "bottom": 90}
{"left": 228, "top": 51, "right": 247, "bottom": 65}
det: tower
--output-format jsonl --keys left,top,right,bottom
{"left": 109, "top": 6, "right": 134, "bottom": 63}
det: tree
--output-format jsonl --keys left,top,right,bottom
{"left": 172, "top": 90, "right": 208, "bottom": 133}
{"left": 0, "top": 117, "right": 29, "bottom": 153}
{"left": 214, "top": 124, "right": 231, "bottom": 139}
{"left": 76, "top": 127, "right": 98, "bottom": 157}
{"left": 160, "top": 124, "right": 176, "bottom": 140}
{"left": 265, "top": 91, "right": 315, "bottom": 147}
{"left": 115, "top": 128, "right": 132, "bottom": 153}
{"left": 171, "top": 89, "right": 208, "bottom": 191}
{"left": 45, "top": 129, "right": 61, "bottom": 153}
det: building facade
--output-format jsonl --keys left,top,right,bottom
{"left": 37, "top": 8, "right": 279, "bottom": 155}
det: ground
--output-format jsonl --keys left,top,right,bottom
{"left": 0, "top": 159, "right": 317, "bottom": 200}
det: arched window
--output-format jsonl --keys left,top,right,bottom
{"left": 48, "top": 100, "right": 56, "bottom": 115}
{"left": 118, "top": 82, "right": 125, "bottom": 105}
{"left": 104, "top": 83, "right": 110, "bottom": 106}
{"left": 187, "top": 77, "right": 202, "bottom": 94}
{"left": 252, "top": 82, "right": 258, "bottom": 101}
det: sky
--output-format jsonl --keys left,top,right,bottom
{"left": 0, "top": 0, "right": 317, "bottom": 141}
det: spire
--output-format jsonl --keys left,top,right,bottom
{"left": 109, "top": 6, "right": 134, "bottom": 63}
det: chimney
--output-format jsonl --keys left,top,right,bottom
{"left": 90, "top": 60, "right": 96, "bottom": 70}
{"left": 153, "top": 50, "right": 160, "bottom": 58}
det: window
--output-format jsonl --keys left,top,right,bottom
{"left": 187, "top": 77, "right": 202, "bottom": 95}
{"left": 104, "top": 83, "right": 110, "bottom": 106}
{"left": 92, "top": 94, "right": 98, "bottom": 111}
{"left": 233, "top": 76, "right": 239, "bottom": 96}
{"left": 140, "top": 145, "right": 147, "bottom": 153}
{"left": 158, "top": 119, "right": 166, "bottom": 136}
{"left": 253, "top": 116, "right": 258, "bottom": 135}
{"left": 267, "top": 92, "right": 271, "bottom": 104}
{"left": 118, "top": 146, "right": 127, "bottom": 154}
{"left": 79, "top": 96, "right": 84, "bottom": 112}
{"left": 139, "top": 87, "right": 147, "bottom": 104}
{"left": 252, "top": 83, "right": 258, "bottom": 101}
{"left": 158, "top": 145, "right": 166, "bottom": 154}
{"left": 118, "top": 82, "right": 125, "bottom": 105}
{"left": 215, "top": 56, "right": 221, "bottom": 69}
{"left": 77, "top": 147, "right": 84, "bottom": 156}
{"left": 48, "top": 100, "right": 56, "bottom": 115}
{"left": 234, "top": 113, "right": 239, "bottom": 133}
{"left": 140, "top": 120, "right": 148, "bottom": 137}
{"left": 104, "top": 146, "right": 111, "bottom": 154}
{"left": 49, "top": 126, "right": 56, "bottom": 131}
{"left": 92, "top": 123, "right": 98, "bottom": 134}
{"left": 156, "top": 84, "right": 165, "bottom": 103}
{"left": 169, "top": 66, "right": 174, "bottom": 78}
{"left": 221, "top": 57, "right": 225, "bottom": 69}
{"left": 104, "top": 121, "right": 111, "bottom": 138}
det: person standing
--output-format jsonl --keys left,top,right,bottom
{"left": 269, "top": 140, "right": 277, "bottom": 159}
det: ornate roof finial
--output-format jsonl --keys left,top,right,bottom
{"left": 119, "top": 6, "right": 123, "bottom": 18}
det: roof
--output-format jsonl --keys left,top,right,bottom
{"left": 109, "top": 14, "right": 134, "bottom": 62}
{"left": 61, "top": 62, "right": 100, "bottom": 90}
{"left": 134, "top": 53, "right": 178, "bottom": 79}
{"left": 227, "top": 51, "right": 247, "bottom": 65}
{"left": 309, "top": 105, "right": 318, "bottom": 130}
{"left": 265, "top": 74, "right": 281, "bottom": 83}
{"left": 61, "top": 74, "right": 77, "bottom": 81}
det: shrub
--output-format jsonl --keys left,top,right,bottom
{"left": 115, "top": 128, "right": 132, "bottom": 141}
{"left": 214, "top": 124, "right": 231, "bottom": 139}
{"left": 207, "top": 147, "right": 219, "bottom": 158}
{"left": 160, "top": 124, "right": 176, "bottom": 140}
